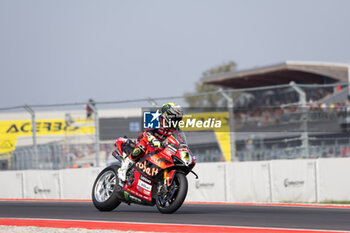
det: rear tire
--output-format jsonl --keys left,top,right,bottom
{"left": 156, "top": 172, "right": 188, "bottom": 214}
{"left": 92, "top": 166, "right": 121, "bottom": 211}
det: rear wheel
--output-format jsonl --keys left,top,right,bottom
{"left": 92, "top": 166, "right": 121, "bottom": 211}
{"left": 156, "top": 172, "right": 188, "bottom": 214}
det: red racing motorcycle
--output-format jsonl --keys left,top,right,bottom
{"left": 92, "top": 130, "right": 197, "bottom": 214}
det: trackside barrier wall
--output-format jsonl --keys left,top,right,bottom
{"left": 59, "top": 168, "right": 101, "bottom": 199}
{"left": 23, "top": 170, "right": 61, "bottom": 199}
{"left": 0, "top": 158, "right": 350, "bottom": 203}
{"left": 270, "top": 159, "right": 317, "bottom": 203}
{"left": 318, "top": 158, "right": 350, "bottom": 202}
{"left": 186, "top": 162, "right": 226, "bottom": 202}
{"left": 225, "top": 161, "right": 270, "bottom": 203}
{"left": 0, "top": 171, "right": 23, "bottom": 199}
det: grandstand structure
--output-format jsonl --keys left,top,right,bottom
{"left": 202, "top": 61, "right": 350, "bottom": 161}
{"left": 202, "top": 61, "right": 350, "bottom": 88}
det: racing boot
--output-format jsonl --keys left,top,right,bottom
{"left": 118, "top": 157, "right": 134, "bottom": 182}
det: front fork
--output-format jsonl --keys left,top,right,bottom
{"left": 157, "top": 169, "right": 177, "bottom": 204}
{"left": 158, "top": 169, "right": 176, "bottom": 194}
{"left": 164, "top": 169, "right": 176, "bottom": 187}
{"left": 163, "top": 169, "right": 168, "bottom": 185}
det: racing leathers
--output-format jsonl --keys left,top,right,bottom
{"left": 117, "top": 124, "right": 176, "bottom": 181}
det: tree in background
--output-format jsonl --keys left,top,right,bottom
{"left": 184, "top": 61, "right": 238, "bottom": 108}
{"left": 202, "top": 61, "right": 237, "bottom": 77}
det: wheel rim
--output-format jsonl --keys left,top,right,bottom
{"left": 157, "top": 176, "right": 179, "bottom": 208}
{"left": 94, "top": 170, "right": 117, "bottom": 202}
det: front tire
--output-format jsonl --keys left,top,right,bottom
{"left": 156, "top": 172, "right": 188, "bottom": 214}
{"left": 92, "top": 166, "right": 121, "bottom": 211}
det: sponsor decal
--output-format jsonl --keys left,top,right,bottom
{"left": 140, "top": 175, "right": 152, "bottom": 184}
{"left": 136, "top": 161, "right": 159, "bottom": 177}
{"left": 167, "top": 145, "right": 177, "bottom": 154}
{"left": 124, "top": 191, "right": 129, "bottom": 201}
{"left": 148, "top": 154, "right": 172, "bottom": 168}
{"left": 2, "top": 119, "right": 94, "bottom": 135}
{"left": 0, "top": 140, "right": 14, "bottom": 150}
{"left": 0, "top": 118, "right": 94, "bottom": 154}
{"left": 34, "top": 186, "right": 51, "bottom": 194}
{"left": 195, "top": 181, "right": 215, "bottom": 189}
{"left": 284, "top": 179, "right": 305, "bottom": 188}
{"left": 126, "top": 186, "right": 151, "bottom": 201}
{"left": 129, "top": 195, "right": 142, "bottom": 203}
{"left": 163, "top": 149, "right": 173, "bottom": 157}
{"left": 137, "top": 179, "right": 152, "bottom": 191}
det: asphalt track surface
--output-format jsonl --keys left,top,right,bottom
{"left": 0, "top": 201, "right": 350, "bottom": 232}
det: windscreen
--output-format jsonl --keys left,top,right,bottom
{"left": 172, "top": 129, "right": 187, "bottom": 145}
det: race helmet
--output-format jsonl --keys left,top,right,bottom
{"left": 161, "top": 103, "right": 183, "bottom": 128}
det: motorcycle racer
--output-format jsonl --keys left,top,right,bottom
{"left": 117, "top": 102, "right": 183, "bottom": 181}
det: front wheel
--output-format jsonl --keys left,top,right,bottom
{"left": 92, "top": 166, "right": 121, "bottom": 211}
{"left": 156, "top": 172, "right": 188, "bottom": 214}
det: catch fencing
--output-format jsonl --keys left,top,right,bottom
{"left": 0, "top": 82, "right": 350, "bottom": 170}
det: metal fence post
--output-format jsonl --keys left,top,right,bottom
{"left": 88, "top": 103, "right": 100, "bottom": 167}
{"left": 290, "top": 81, "right": 309, "bottom": 158}
{"left": 64, "top": 113, "right": 72, "bottom": 169}
{"left": 219, "top": 89, "right": 237, "bottom": 162}
{"left": 348, "top": 65, "right": 350, "bottom": 100}
{"left": 23, "top": 105, "right": 38, "bottom": 169}
{"left": 147, "top": 97, "right": 160, "bottom": 107}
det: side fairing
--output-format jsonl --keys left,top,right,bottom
{"left": 122, "top": 168, "right": 153, "bottom": 202}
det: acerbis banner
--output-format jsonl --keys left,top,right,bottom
{"left": 0, "top": 119, "right": 94, "bottom": 154}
